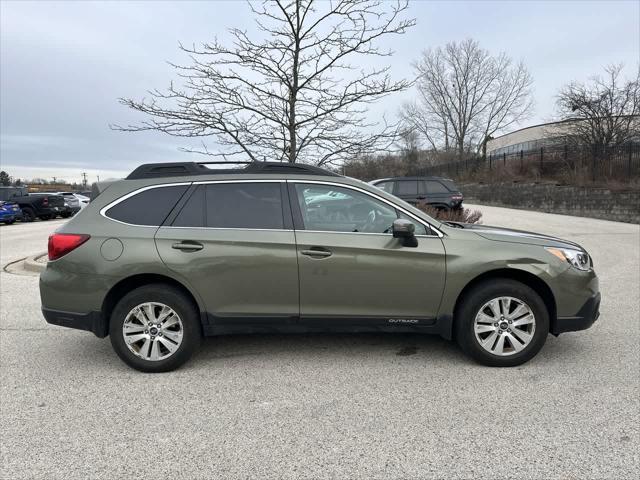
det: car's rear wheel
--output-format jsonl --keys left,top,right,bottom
{"left": 109, "top": 284, "right": 202, "bottom": 372}
{"left": 22, "top": 207, "right": 35, "bottom": 222}
{"left": 455, "top": 279, "right": 549, "bottom": 367}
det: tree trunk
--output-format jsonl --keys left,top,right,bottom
{"left": 287, "top": 0, "right": 301, "bottom": 163}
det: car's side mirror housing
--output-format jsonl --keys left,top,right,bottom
{"left": 392, "top": 219, "right": 418, "bottom": 247}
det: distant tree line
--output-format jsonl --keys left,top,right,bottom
{"left": 0, "top": 171, "right": 91, "bottom": 191}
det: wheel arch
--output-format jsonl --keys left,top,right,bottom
{"left": 101, "top": 273, "right": 204, "bottom": 333}
{"left": 451, "top": 268, "right": 557, "bottom": 338}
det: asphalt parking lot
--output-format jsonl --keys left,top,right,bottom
{"left": 1, "top": 207, "right": 638, "bottom": 479}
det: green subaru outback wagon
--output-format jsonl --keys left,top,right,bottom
{"left": 40, "top": 162, "right": 600, "bottom": 372}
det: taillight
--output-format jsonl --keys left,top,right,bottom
{"left": 48, "top": 233, "right": 90, "bottom": 260}
{"left": 42, "top": 197, "right": 49, "bottom": 206}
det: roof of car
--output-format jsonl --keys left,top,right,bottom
{"left": 126, "top": 161, "right": 341, "bottom": 180}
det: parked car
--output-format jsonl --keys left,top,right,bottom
{"left": 0, "top": 200, "right": 22, "bottom": 224}
{"left": 370, "top": 176, "right": 464, "bottom": 210}
{"left": 55, "top": 192, "right": 83, "bottom": 217}
{"left": 75, "top": 193, "right": 90, "bottom": 207}
{"left": 0, "top": 187, "right": 65, "bottom": 221}
{"left": 40, "top": 162, "right": 600, "bottom": 372}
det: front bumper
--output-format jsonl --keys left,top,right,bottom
{"left": 42, "top": 308, "right": 108, "bottom": 337}
{"left": 552, "top": 292, "right": 601, "bottom": 335}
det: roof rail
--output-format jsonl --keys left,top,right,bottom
{"left": 126, "top": 161, "right": 341, "bottom": 180}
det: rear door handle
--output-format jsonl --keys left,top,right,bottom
{"left": 301, "top": 248, "right": 332, "bottom": 258}
{"left": 171, "top": 241, "right": 204, "bottom": 252}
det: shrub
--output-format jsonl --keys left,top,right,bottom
{"left": 417, "top": 203, "right": 483, "bottom": 224}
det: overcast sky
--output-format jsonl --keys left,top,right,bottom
{"left": 1, "top": 0, "right": 638, "bottom": 183}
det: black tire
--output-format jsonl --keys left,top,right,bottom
{"left": 455, "top": 279, "right": 549, "bottom": 367}
{"left": 109, "top": 284, "right": 202, "bottom": 373}
{"left": 22, "top": 207, "right": 35, "bottom": 222}
{"left": 39, "top": 215, "right": 51, "bottom": 221}
{"left": 61, "top": 213, "right": 71, "bottom": 218}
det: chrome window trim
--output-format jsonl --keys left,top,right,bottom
{"left": 101, "top": 180, "right": 285, "bottom": 228}
{"left": 100, "top": 178, "right": 444, "bottom": 237}
{"left": 193, "top": 179, "right": 284, "bottom": 185}
{"left": 288, "top": 179, "right": 444, "bottom": 238}
{"left": 100, "top": 182, "right": 192, "bottom": 228}
{"left": 160, "top": 226, "right": 293, "bottom": 233}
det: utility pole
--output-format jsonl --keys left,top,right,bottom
{"left": 81, "top": 172, "right": 88, "bottom": 189}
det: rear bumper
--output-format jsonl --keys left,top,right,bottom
{"left": 42, "top": 308, "right": 108, "bottom": 338}
{"left": 552, "top": 292, "right": 601, "bottom": 335}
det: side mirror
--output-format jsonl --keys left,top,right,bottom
{"left": 392, "top": 219, "right": 418, "bottom": 247}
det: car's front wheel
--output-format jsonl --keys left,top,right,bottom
{"left": 109, "top": 284, "right": 202, "bottom": 372}
{"left": 456, "top": 279, "right": 549, "bottom": 367}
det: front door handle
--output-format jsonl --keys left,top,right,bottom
{"left": 301, "top": 248, "right": 332, "bottom": 258}
{"left": 171, "top": 241, "right": 204, "bottom": 252}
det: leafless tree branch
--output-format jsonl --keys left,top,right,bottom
{"left": 113, "top": 0, "right": 415, "bottom": 165}
{"left": 555, "top": 63, "right": 640, "bottom": 148}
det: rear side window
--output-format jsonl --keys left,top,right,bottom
{"left": 105, "top": 185, "right": 188, "bottom": 226}
{"left": 206, "top": 183, "right": 284, "bottom": 229}
{"left": 396, "top": 180, "right": 417, "bottom": 195}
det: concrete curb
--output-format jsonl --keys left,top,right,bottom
{"left": 23, "top": 252, "right": 47, "bottom": 273}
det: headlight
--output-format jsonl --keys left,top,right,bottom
{"left": 545, "top": 247, "right": 592, "bottom": 271}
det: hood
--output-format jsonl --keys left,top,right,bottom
{"left": 444, "top": 222, "right": 583, "bottom": 250}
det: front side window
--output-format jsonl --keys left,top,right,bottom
{"left": 206, "top": 182, "right": 284, "bottom": 229}
{"left": 295, "top": 183, "right": 427, "bottom": 234}
{"left": 105, "top": 185, "right": 188, "bottom": 226}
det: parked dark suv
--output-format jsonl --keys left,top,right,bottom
{"left": 370, "top": 176, "right": 463, "bottom": 210}
{"left": 41, "top": 162, "right": 600, "bottom": 372}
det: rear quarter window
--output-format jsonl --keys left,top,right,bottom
{"left": 105, "top": 185, "right": 188, "bottom": 226}
{"left": 439, "top": 179, "right": 459, "bottom": 191}
{"left": 424, "top": 181, "right": 450, "bottom": 194}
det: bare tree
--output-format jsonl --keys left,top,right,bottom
{"left": 0, "top": 171, "right": 10, "bottom": 186}
{"left": 114, "top": 0, "right": 415, "bottom": 165}
{"left": 401, "top": 39, "right": 533, "bottom": 157}
{"left": 555, "top": 64, "right": 640, "bottom": 148}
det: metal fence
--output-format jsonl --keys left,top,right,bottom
{"left": 416, "top": 143, "right": 640, "bottom": 183}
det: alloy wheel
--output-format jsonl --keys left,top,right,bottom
{"left": 122, "top": 302, "right": 184, "bottom": 361}
{"left": 474, "top": 296, "right": 536, "bottom": 356}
